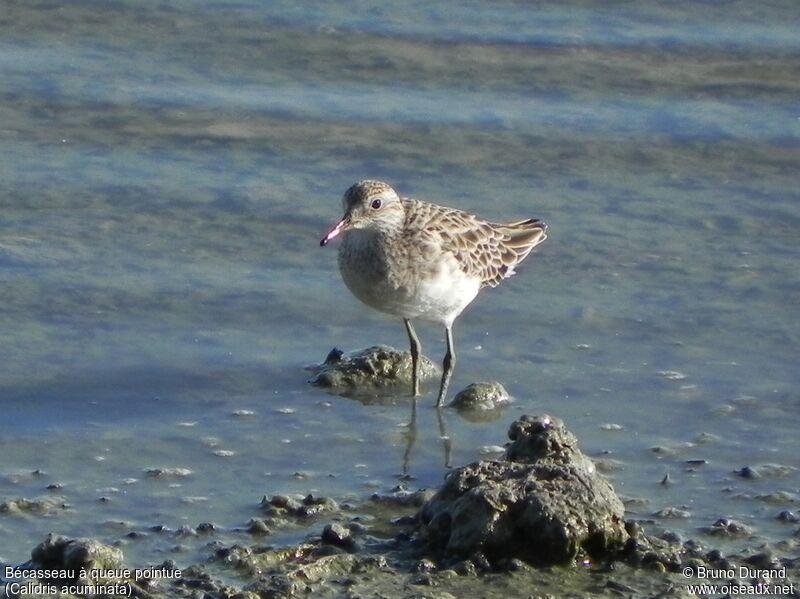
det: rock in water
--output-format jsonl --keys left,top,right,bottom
{"left": 417, "top": 415, "right": 629, "bottom": 566}
{"left": 30, "top": 534, "right": 124, "bottom": 586}
{"left": 449, "top": 381, "right": 510, "bottom": 411}
{"left": 308, "top": 345, "right": 438, "bottom": 392}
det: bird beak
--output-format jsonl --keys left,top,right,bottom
{"left": 320, "top": 214, "right": 351, "bottom": 247}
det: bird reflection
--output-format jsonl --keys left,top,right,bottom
{"left": 401, "top": 399, "right": 452, "bottom": 477}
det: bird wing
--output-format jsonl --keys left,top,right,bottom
{"left": 402, "top": 199, "right": 547, "bottom": 288}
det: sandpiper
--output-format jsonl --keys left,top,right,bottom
{"left": 320, "top": 180, "right": 547, "bottom": 406}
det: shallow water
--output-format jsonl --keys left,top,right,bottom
{"left": 1, "top": 0, "right": 799, "bottom": 572}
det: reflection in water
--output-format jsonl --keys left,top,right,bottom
{"left": 401, "top": 399, "right": 452, "bottom": 476}
{"left": 437, "top": 408, "right": 453, "bottom": 470}
{"left": 401, "top": 399, "right": 419, "bottom": 478}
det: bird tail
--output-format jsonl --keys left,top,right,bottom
{"left": 491, "top": 219, "right": 548, "bottom": 283}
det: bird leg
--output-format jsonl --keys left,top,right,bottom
{"left": 436, "top": 325, "right": 455, "bottom": 407}
{"left": 404, "top": 318, "right": 422, "bottom": 397}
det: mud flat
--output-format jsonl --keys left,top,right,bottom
{"left": 3, "top": 414, "right": 798, "bottom": 598}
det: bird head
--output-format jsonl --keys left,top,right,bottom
{"left": 320, "top": 180, "right": 404, "bottom": 246}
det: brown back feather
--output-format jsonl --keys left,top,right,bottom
{"left": 401, "top": 198, "right": 547, "bottom": 288}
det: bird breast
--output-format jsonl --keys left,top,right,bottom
{"left": 338, "top": 229, "right": 481, "bottom": 325}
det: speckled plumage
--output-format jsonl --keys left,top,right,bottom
{"left": 321, "top": 180, "right": 547, "bottom": 406}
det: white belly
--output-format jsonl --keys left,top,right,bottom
{"left": 338, "top": 232, "right": 481, "bottom": 326}
{"left": 399, "top": 257, "right": 481, "bottom": 325}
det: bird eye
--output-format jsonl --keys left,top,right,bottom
{"left": 371, "top": 199, "right": 382, "bottom": 209}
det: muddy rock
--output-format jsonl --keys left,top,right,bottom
{"left": 449, "top": 381, "right": 510, "bottom": 411}
{"left": 777, "top": 510, "right": 798, "bottom": 523}
{"left": 504, "top": 415, "right": 594, "bottom": 469}
{"left": 702, "top": 518, "right": 753, "bottom": 537}
{"left": 654, "top": 507, "right": 692, "bottom": 519}
{"left": 260, "top": 493, "right": 339, "bottom": 523}
{"left": 0, "top": 496, "right": 68, "bottom": 515}
{"left": 246, "top": 517, "right": 272, "bottom": 535}
{"left": 417, "top": 415, "right": 629, "bottom": 566}
{"left": 30, "top": 533, "right": 124, "bottom": 585}
{"left": 321, "top": 522, "right": 357, "bottom": 551}
{"left": 307, "top": 345, "right": 438, "bottom": 391}
{"left": 371, "top": 485, "right": 435, "bottom": 509}
{"left": 204, "top": 542, "right": 375, "bottom": 598}
{"left": 144, "top": 467, "right": 193, "bottom": 479}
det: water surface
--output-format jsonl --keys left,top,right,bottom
{"left": 1, "top": 0, "right": 799, "bottom": 571}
